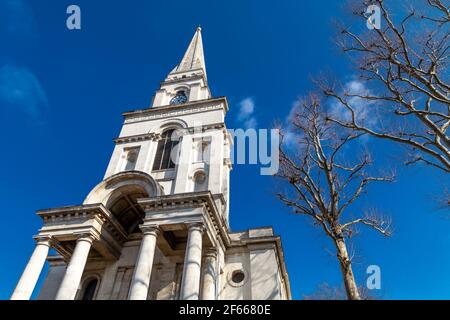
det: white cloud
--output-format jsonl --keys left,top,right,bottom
{"left": 283, "top": 81, "right": 378, "bottom": 149}
{"left": 329, "top": 79, "right": 378, "bottom": 128}
{"left": 282, "top": 129, "right": 301, "bottom": 147}
{"left": 243, "top": 117, "right": 257, "bottom": 129}
{"left": 238, "top": 97, "right": 255, "bottom": 120}
{"left": 237, "top": 97, "right": 257, "bottom": 129}
{"left": 0, "top": 65, "right": 48, "bottom": 119}
{"left": 282, "top": 99, "right": 302, "bottom": 148}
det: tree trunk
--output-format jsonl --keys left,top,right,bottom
{"left": 335, "top": 237, "right": 361, "bottom": 300}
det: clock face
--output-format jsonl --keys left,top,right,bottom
{"left": 170, "top": 92, "right": 188, "bottom": 105}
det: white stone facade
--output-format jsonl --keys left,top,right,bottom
{"left": 11, "top": 27, "right": 291, "bottom": 300}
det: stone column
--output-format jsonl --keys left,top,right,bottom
{"left": 10, "top": 236, "right": 52, "bottom": 300}
{"left": 55, "top": 234, "right": 95, "bottom": 300}
{"left": 201, "top": 248, "right": 218, "bottom": 300}
{"left": 128, "top": 226, "right": 160, "bottom": 300}
{"left": 180, "top": 223, "right": 204, "bottom": 300}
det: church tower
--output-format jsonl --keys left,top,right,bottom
{"left": 11, "top": 28, "right": 291, "bottom": 300}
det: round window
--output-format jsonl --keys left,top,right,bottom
{"left": 194, "top": 171, "right": 206, "bottom": 183}
{"left": 231, "top": 270, "right": 245, "bottom": 284}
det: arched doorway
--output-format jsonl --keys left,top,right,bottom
{"left": 83, "top": 171, "right": 164, "bottom": 234}
{"left": 106, "top": 185, "right": 147, "bottom": 234}
{"left": 80, "top": 278, "right": 99, "bottom": 300}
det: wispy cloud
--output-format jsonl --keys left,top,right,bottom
{"left": 283, "top": 80, "right": 376, "bottom": 149}
{"left": 237, "top": 97, "right": 258, "bottom": 129}
{"left": 329, "top": 79, "right": 378, "bottom": 128}
{"left": 282, "top": 99, "right": 303, "bottom": 147}
{"left": 0, "top": 65, "right": 48, "bottom": 120}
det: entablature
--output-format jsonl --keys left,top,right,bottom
{"left": 122, "top": 97, "right": 229, "bottom": 124}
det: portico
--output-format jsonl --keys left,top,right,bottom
{"left": 11, "top": 189, "right": 223, "bottom": 301}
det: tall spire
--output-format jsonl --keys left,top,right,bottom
{"left": 169, "top": 26, "right": 207, "bottom": 79}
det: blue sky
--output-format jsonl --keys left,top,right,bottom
{"left": 0, "top": 0, "right": 449, "bottom": 300}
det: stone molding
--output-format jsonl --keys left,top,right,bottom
{"left": 163, "top": 69, "right": 206, "bottom": 85}
{"left": 114, "top": 133, "right": 155, "bottom": 144}
{"left": 74, "top": 232, "right": 98, "bottom": 244}
{"left": 32, "top": 235, "right": 54, "bottom": 247}
{"left": 122, "top": 97, "right": 229, "bottom": 124}
{"left": 37, "top": 203, "right": 128, "bottom": 245}
{"left": 138, "top": 191, "right": 230, "bottom": 250}
{"left": 203, "top": 247, "right": 218, "bottom": 258}
{"left": 83, "top": 171, "right": 164, "bottom": 204}
{"left": 187, "top": 223, "right": 205, "bottom": 234}
{"left": 114, "top": 123, "right": 225, "bottom": 145}
{"left": 140, "top": 225, "right": 161, "bottom": 237}
{"left": 226, "top": 268, "right": 249, "bottom": 288}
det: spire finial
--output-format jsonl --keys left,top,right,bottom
{"left": 168, "top": 26, "right": 207, "bottom": 79}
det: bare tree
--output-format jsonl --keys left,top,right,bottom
{"left": 318, "top": 0, "right": 450, "bottom": 172}
{"left": 277, "top": 94, "right": 393, "bottom": 300}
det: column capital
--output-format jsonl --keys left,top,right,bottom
{"left": 32, "top": 235, "right": 54, "bottom": 247}
{"left": 140, "top": 225, "right": 160, "bottom": 236}
{"left": 204, "top": 247, "right": 218, "bottom": 258}
{"left": 150, "top": 132, "right": 162, "bottom": 142}
{"left": 74, "top": 232, "right": 97, "bottom": 244}
{"left": 187, "top": 223, "right": 204, "bottom": 233}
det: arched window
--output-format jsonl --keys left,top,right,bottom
{"left": 81, "top": 278, "right": 98, "bottom": 300}
{"left": 152, "top": 129, "right": 181, "bottom": 171}
{"left": 170, "top": 90, "right": 188, "bottom": 105}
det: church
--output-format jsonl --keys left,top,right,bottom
{"left": 10, "top": 27, "right": 291, "bottom": 300}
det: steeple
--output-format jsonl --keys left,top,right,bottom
{"left": 169, "top": 26, "right": 207, "bottom": 79}
{"left": 153, "top": 26, "right": 211, "bottom": 107}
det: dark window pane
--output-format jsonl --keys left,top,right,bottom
{"left": 153, "top": 130, "right": 181, "bottom": 171}
{"left": 161, "top": 139, "right": 172, "bottom": 170}
{"left": 152, "top": 136, "right": 166, "bottom": 171}
{"left": 232, "top": 271, "right": 245, "bottom": 284}
{"left": 82, "top": 279, "right": 98, "bottom": 300}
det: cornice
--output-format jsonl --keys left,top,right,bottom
{"left": 114, "top": 123, "right": 226, "bottom": 145}
{"left": 37, "top": 203, "right": 128, "bottom": 244}
{"left": 114, "top": 132, "right": 158, "bottom": 144}
{"left": 162, "top": 70, "right": 207, "bottom": 85}
{"left": 138, "top": 191, "right": 231, "bottom": 248}
{"left": 122, "top": 97, "right": 229, "bottom": 124}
